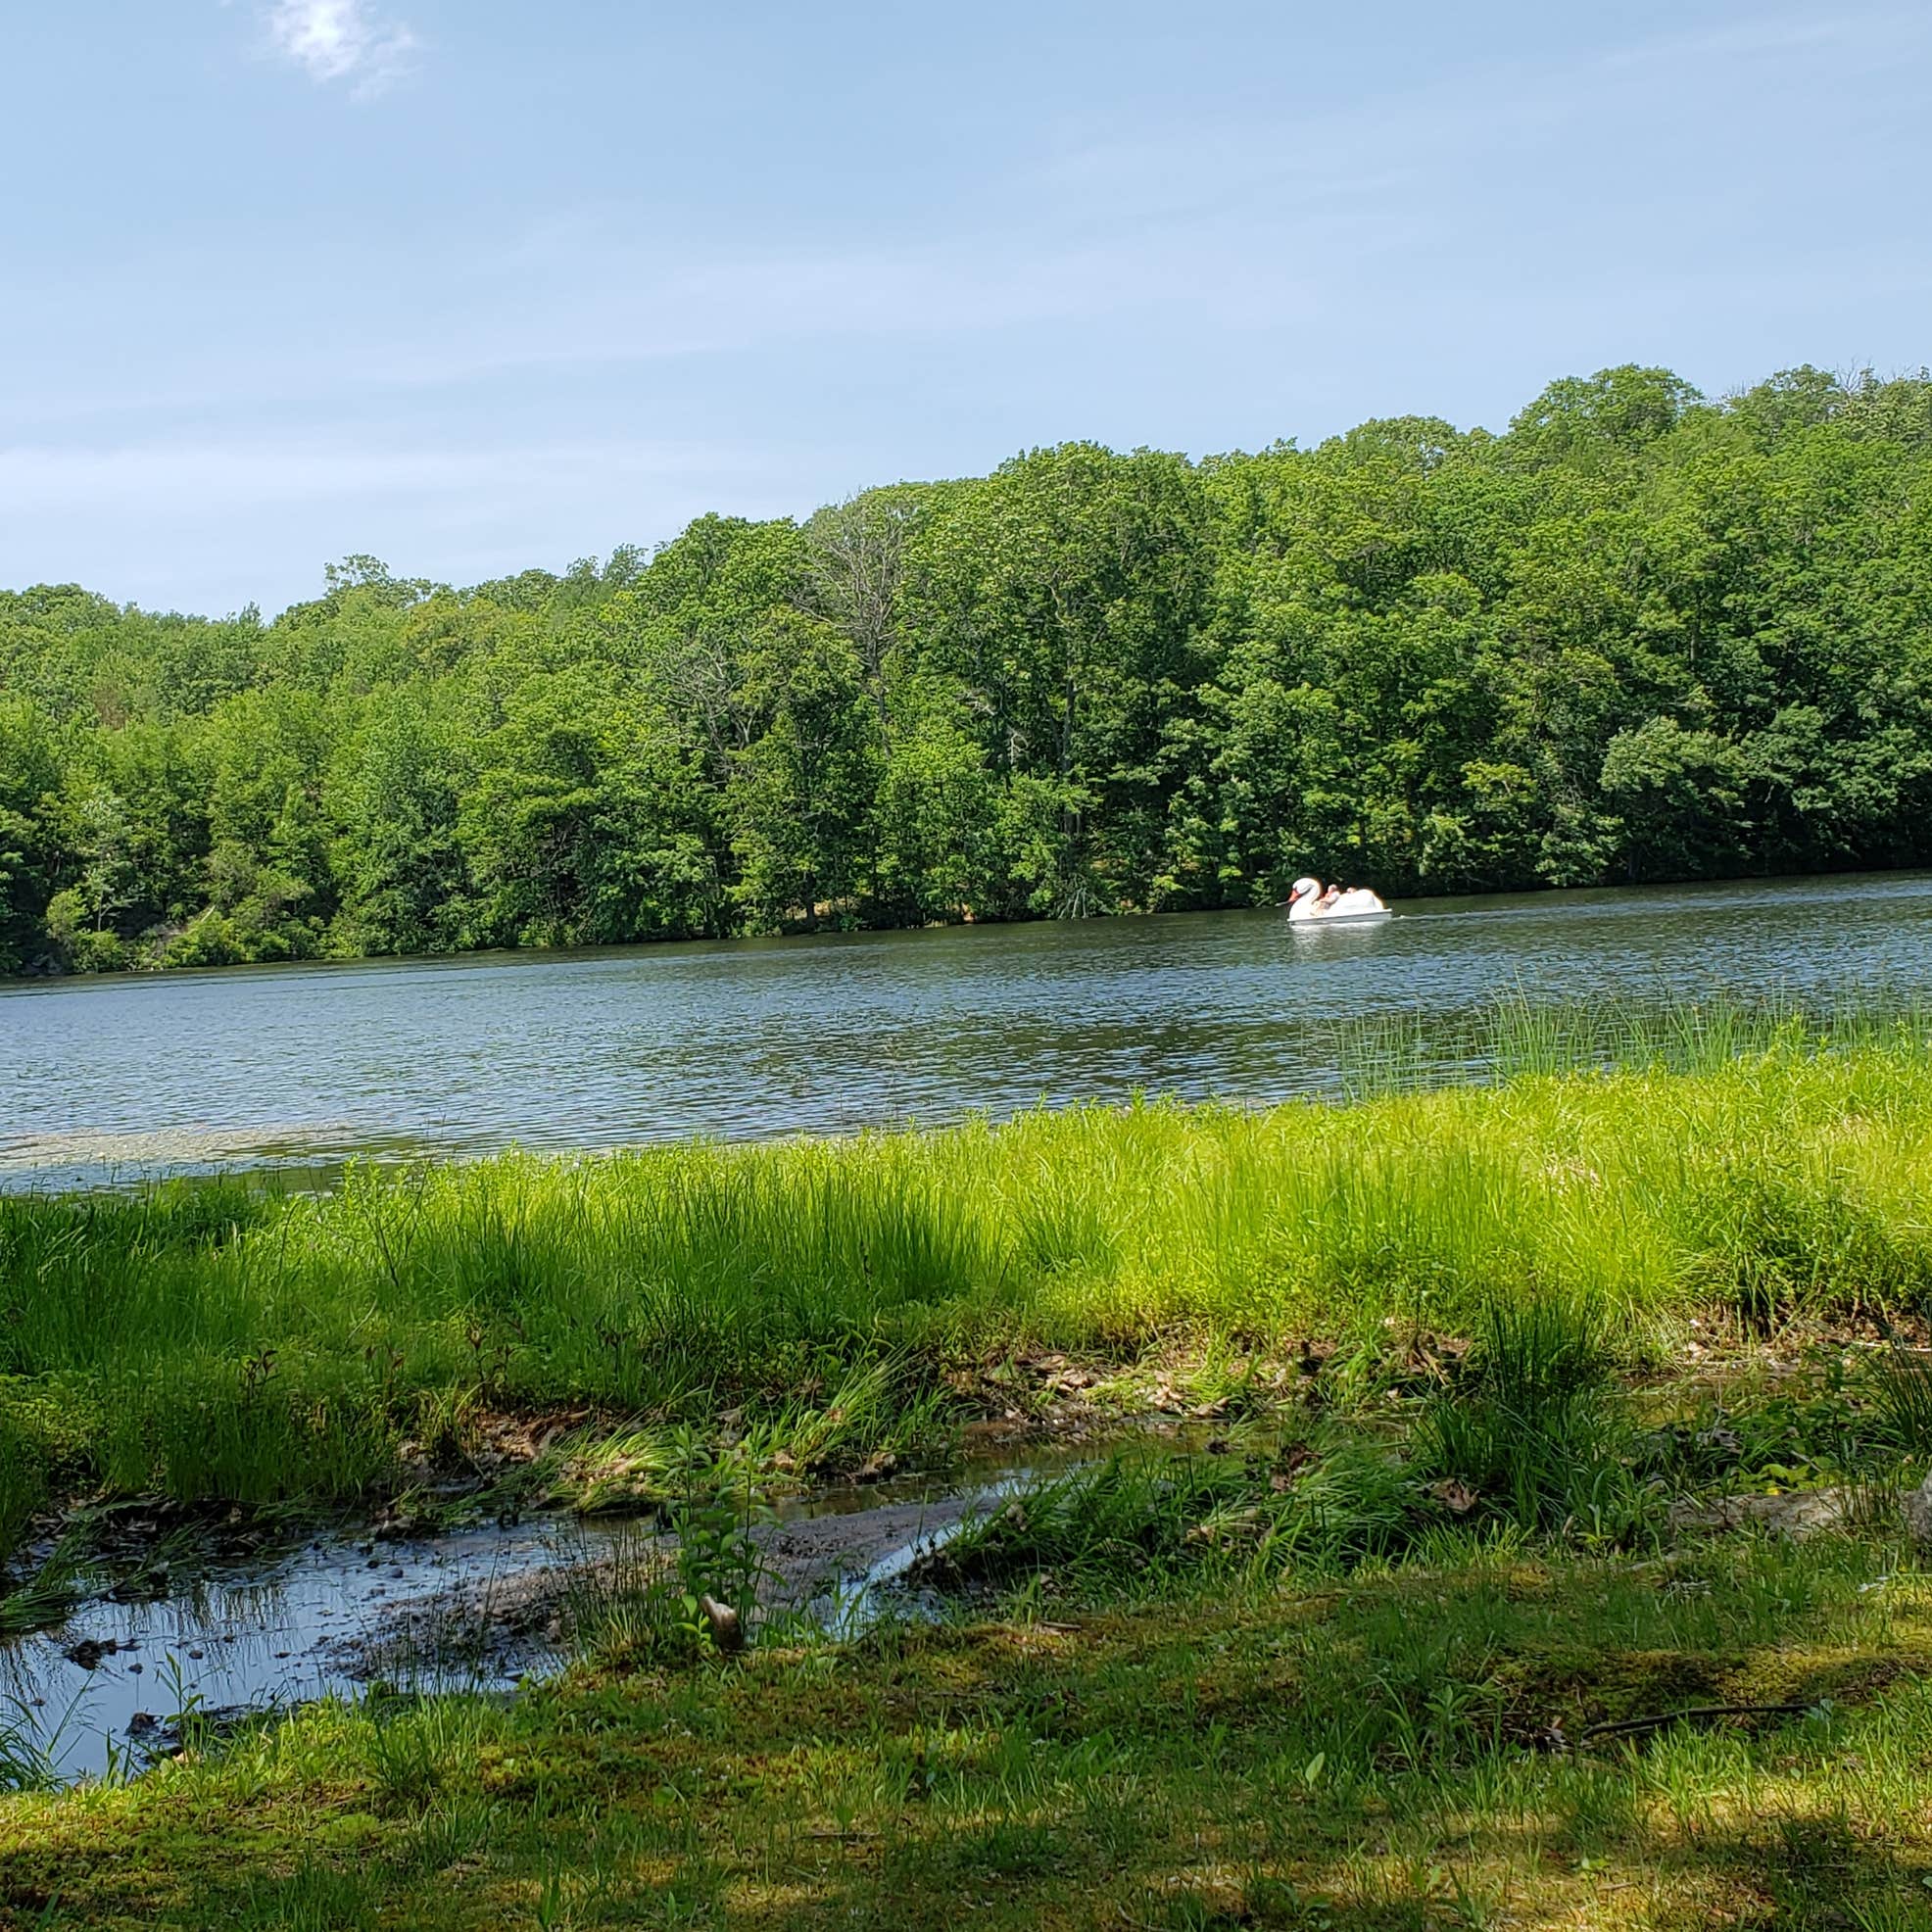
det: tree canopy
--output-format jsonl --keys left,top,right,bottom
{"left": 5, "top": 362, "right": 1930, "bottom": 976}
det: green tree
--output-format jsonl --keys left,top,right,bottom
{"left": 903, "top": 445, "right": 1211, "bottom": 912}
{"left": 8, "top": 361, "right": 1932, "bottom": 977}
{"left": 0, "top": 698, "right": 63, "bottom": 972}
{"left": 725, "top": 612, "right": 881, "bottom": 931}
{"left": 329, "top": 690, "right": 468, "bottom": 956}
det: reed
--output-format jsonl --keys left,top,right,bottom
{"left": 8, "top": 996, "right": 1932, "bottom": 1557}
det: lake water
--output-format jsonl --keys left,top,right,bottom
{"left": 5, "top": 870, "right": 1932, "bottom": 1191}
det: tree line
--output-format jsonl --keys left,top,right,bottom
{"left": 3, "top": 362, "right": 1930, "bottom": 976}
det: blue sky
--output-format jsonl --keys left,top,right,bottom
{"left": 3, "top": 2, "right": 1927, "bottom": 616}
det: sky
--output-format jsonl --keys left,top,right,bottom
{"left": 2, "top": 1, "right": 1928, "bottom": 617}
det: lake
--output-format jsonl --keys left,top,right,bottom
{"left": 5, "top": 869, "right": 1932, "bottom": 1191}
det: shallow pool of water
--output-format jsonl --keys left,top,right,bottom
{"left": 0, "top": 1436, "right": 1131, "bottom": 1785}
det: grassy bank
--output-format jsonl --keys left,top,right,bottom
{"left": 7, "top": 1533, "right": 1932, "bottom": 1927}
{"left": 14, "top": 1004, "right": 1932, "bottom": 1923}
{"left": 8, "top": 1003, "right": 1932, "bottom": 1557}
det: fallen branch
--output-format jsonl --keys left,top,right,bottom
{"left": 1575, "top": 1702, "right": 1817, "bottom": 1748}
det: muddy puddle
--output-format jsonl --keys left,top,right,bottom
{"left": 0, "top": 1432, "right": 1157, "bottom": 1786}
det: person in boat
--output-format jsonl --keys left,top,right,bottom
{"left": 1286, "top": 875, "right": 1389, "bottom": 920}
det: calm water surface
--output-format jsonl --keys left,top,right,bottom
{"left": 5, "top": 871, "right": 1932, "bottom": 1189}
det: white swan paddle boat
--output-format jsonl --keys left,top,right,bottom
{"left": 1285, "top": 876, "right": 1392, "bottom": 925}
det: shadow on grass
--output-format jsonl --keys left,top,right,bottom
{"left": 9, "top": 1543, "right": 1932, "bottom": 1930}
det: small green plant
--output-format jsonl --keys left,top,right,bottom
{"left": 534, "top": 1858, "right": 583, "bottom": 1932}
{"left": 0, "top": 1700, "right": 60, "bottom": 1795}
{"left": 234, "top": 1857, "right": 376, "bottom": 1930}
{"left": 668, "top": 1448, "right": 770, "bottom": 1649}
{"left": 564, "top": 1440, "right": 776, "bottom": 1665}
{"left": 156, "top": 1651, "right": 211, "bottom": 1759}
{"left": 359, "top": 1700, "right": 448, "bottom": 1813}
{"left": 0, "top": 1681, "right": 99, "bottom": 1795}
{"left": 409, "top": 1790, "right": 501, "bottom": 1875}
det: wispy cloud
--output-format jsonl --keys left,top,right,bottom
{"left": 0, "top": 216, "right": 1326, "bottom": 431}
{"left": 0, "top": 439, "right": 765, "bottom": 512}
{"left": 0, "top": 438, "right": 813, "bottom": 615}
{"left": 263, "top": 0, "right": 419, "bottom": 96}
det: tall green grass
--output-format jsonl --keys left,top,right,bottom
{"left": 8, "top": 997, "right": 1932, "bottom": 1556}
{"left": 1330, "top": 988, "right": 1932, "bottom": 1095}
{"left": 1411, "top": 1299, "right": 1635, "bottom": 1537}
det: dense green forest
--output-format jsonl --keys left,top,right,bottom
{"left": 3, "top": 362, "right": 1930, "bottom": 976}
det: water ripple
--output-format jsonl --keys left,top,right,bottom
{"left": 4, "top": 870, "right": 1931, "bottom": 1188}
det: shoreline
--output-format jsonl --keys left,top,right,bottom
{"left": 6, "top": 860, "right": 1931, "bottom": 990}
{"left": 8, "top": 1012, "right": 1932, "bottom": 1556}
{"left": 12, "top": 1030, "right": 1932, "bottom": 1919}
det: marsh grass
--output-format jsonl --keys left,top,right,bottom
{"left": 0, "top": 1701, "right": 58, "bottom": 1796}
{"left": 926, "top": 1434, "right": 1429, "bottom": 1604}
{"left": 0, "top": 1684, "right": 95, "bottom": 1797}
{"left": 0, "top": 1533, "right": 88, "bottom": 1639}
{"left": 933, "top": 1327, "right": 1644, "bottom": 1614}
{"left": 541, "top": 1358, "right": 944, "bottom": 1515}
{"left": 10, "top": 996, "right": 1932, "bottom": 1559}
{"left": 1865, "top": 1349, "right": 1932, "bottom": 1454}
{"left": 1330, "top": 989, "right": 1932, "bottom": 1096}
{"left": 1412, "top": 1298, "right": 1643, "bottom": 1539}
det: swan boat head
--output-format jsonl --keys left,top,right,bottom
{"left": 1286, "top": 876, "right": 1392, "bottom": 925}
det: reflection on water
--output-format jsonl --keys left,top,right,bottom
{"left": 4, "top": 870, "right": 1932, "bottom": 1189}
{"left": 1, "top": 1436, "right": 1120, "bottom": 1785}
{"left": 0, "top": 1517, "right": 594, "bottom": 1784}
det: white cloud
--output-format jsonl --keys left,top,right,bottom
{"left": 263, "top": 0, "right": 419, "bottom": 95}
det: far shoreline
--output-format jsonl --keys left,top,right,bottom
{"left": 6, "top": 859, "right": 1930, "bottom": 990}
